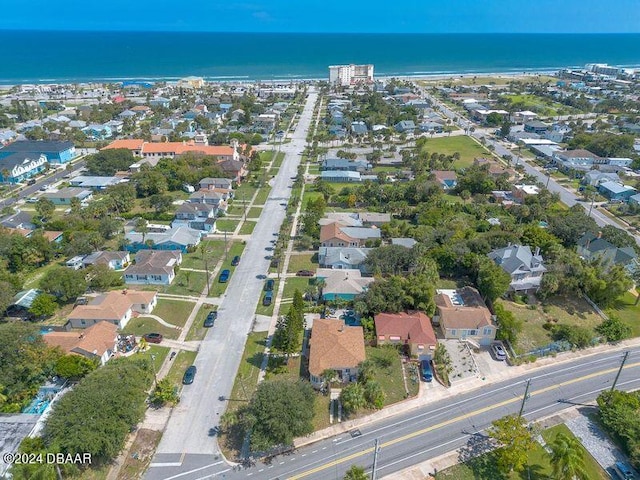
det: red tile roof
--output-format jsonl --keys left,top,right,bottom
{"left": 374, "top": 311, "right": 437, "bottom": 347}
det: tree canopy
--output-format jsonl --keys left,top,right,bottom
{"left": 488, "top": 415, "right": 536, "bottom": 473}
{"left": 86, "top": 149, "right": 136, "bottom": 176}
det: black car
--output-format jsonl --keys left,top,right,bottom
{"left": 231, "top": 255, "right": 241, "bottom": 266}
{"left": 264, "top": 279, "right": 275, "bottom": 292}
{"left": 204, "top": 311, "right": 217, "bottom": 328}
{"left": 182, "top": 365, "right": 197, "bottom": 385}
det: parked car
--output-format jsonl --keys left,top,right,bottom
{"left": 182, "top": 365, "right": 197, "bottom": 385}
{"left": 491, "top": 343, "right": 507, "bottom": 361}
{"left": 262, "top": 291, "right": 273, "bottom": 306}
{"left": 27, "top": 179, "right": 37, "bottom": 185}
{"left": 143, "top": 333, "right": 163, "bottom": 344}
{"left": 231, "top": 255, "right": 241, "bottom": 266}
{"left": 420, "top": 359, "right": 433, "bottom": 382}
{"left": 204, "top": 311, "right": 217, "bottom": 328}
{"left": 219, "top": 269, "right": 230, "bottom": 283}
{"left": 26, "top": 197, "right": 38, "bottom": 203}
{"left": 614, "top": 462, "right": 635, "bottom": 480}
{"left": 296, "top": 270, "right": 314, "bottom": 277}
{"left": 264, "top": 279, "right": 275, "bottom": 292}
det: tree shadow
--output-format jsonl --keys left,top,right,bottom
{"left": 464, "top": 451, "right": 507, "bottom": 480}
{"left": 458, "top": 432, "right": 496, "bottom": 465}
{"left": 247, "top": 352, "right": 265, "bottom": 369}
{"left": 517, "top": 463, "right": 546, "bottom": 480}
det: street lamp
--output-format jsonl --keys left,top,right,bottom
{"left": 150, "top": 353, "right": 158, "bottom": 387}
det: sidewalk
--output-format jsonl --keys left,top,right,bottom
{"left": 294, "top": 336, "right": 640, "bottom": 449}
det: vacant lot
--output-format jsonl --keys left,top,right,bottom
{"left": 435, "top": 423, "right": 607, "bottom": 480}
{"left": 282, "top": 277, "right": 312, "bottom": 301}
{"left": 366, "top": 346, "right": 418, "bottom": 405}
{"left": 502, "top": 94, "right": 577, "bottom": 116}
{"left": 418, "top": 135, "right": 492, "bottom": 168}
{"left": 607, "top": 292, "right": 640, "bottom": 337}
{"left": 153, "top": 299, "right": 195, "bottom": 328}
{"left": 286, "top": 253, "right": 317, "bottom": 273}
{"left": 497, "top": 296, "right": 602, "bottom": 354}
{"left": 123, "top": 317, "right": 180, "bottom": 340}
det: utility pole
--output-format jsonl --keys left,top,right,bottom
{"left": 610, "top": 351, "right": 630, "bottom": 393}
{"left": 224, "top": 229, "right": 228, "bottom": 259}
{"left": 518, "top": 378, "right": 531, "bottom": 417}
{"left": 150, "top": 354, "right": 158, "bottom": 387}
{"left": 202, "top": 247, "right": 210, "bottom": 296}
{"left": 371, "top": 439, "right": 381, "bottom": 480}
{"left": 588, "top": 191, "right": 596, "bottom": 218}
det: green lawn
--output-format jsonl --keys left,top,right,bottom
{"left": 436, "top": 423, "right": 607, "bottom": 480}
{"left": 272, "top": 152, "right": 285, "bottom": 168}
{"left": 216, "top": 219, "right": 239, "bottom": 233}
{"left": 253, "top": 186, "right": 272, "bottom": 205}
{"left": 607, "top": 292, "right": 640, "bottom": 337}
{"left": 308, "top": 164, "right": 321, "bottom": 174}
{"left": 164, "top": 270, "right": 208, "bottom": 297}
{"left": 234, "top": 183, "right": 259, "bottom": 203}
{"left": 497, "top": 295, "right": 602, "bottom": 354}
{"left": 135, "top": 345, "right": 170, "bottom": 373}
{"left": 372, "top": 166, "right": 401, "bottom": 173}
{"left": 366, "top": 346, "right": 418, "bottom": 405}
{"left": 164, "top": 350, "right": 198, "bottom": 386}
{"left": 122, "top": 317, "right": 180, "bottom": 340}
{"left": 502, "top": 94, "right": 579, "bottom": 116}
{"left": 282, "top": 277, "right": 311, "bottom": 300}
{"left": 302, "top": 189, "right": 324, "bottom": 206}
{"left": 239, "top": 221, "right": 256, "bottom": 235}
{"left": 247, "top": 206, "right": 263, "bottom": 218}
{"left": 152, "top": 299, "right": 196, "bottom": 329}
{"left": 185, "top": 303, "right": 216, "bottom": 341}
{"left": 286, "top": 253, "right": 318, "bottom": 273}
{"left": 418, "top": 135, "right": 493, "bottom": 168}
{"left": 180, "top": 241, "right": 229, "bottom": 270}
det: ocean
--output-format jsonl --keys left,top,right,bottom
{"left": 1, "top": 31, "right": 640, "bottom": 84}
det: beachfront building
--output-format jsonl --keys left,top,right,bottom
{"left": 0, "top": 152, "right": 48, "bottom": 184}
{"left": 0, "top": 140, "right": 77, "bottom": 165}
{"left": 328, "top": 64, "right": 374, "bottom": 86}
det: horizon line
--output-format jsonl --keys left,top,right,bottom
{"left": 1, "top": 29, "right": 640, "bottom": 35}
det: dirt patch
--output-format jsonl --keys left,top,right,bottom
{"left": 117, "top": 429, "right": 162, "bottom": 480}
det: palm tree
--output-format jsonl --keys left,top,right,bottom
{"left": 549, "top": 432, "right": 588, "bottom": 480}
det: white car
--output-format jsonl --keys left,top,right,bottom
{"left": 491, "top": 343, "right": 507, "bottom": 361}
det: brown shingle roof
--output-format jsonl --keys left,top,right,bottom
{"left": 435, "top": 287, "right": 493, "bottom": 330}
{"left": 68, "top": 290, "right": 156, "bottom": 321}
{"left": 45, "top": 321, "right": 117, "bottom": 358}
{"left": 374, "top": 311, "right": 437, "bottom": 346}
{"left": 320, "top": 222, "right": 354, "bottom": 244}
{"left": 308, "top": 319, "right": 365, "bottom": 377}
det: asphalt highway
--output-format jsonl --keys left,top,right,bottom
{"left": 146, "top": 347, "right": 640, "bottom": 480}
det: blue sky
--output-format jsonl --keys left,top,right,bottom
{"left": 1, "top": 0, "right": 639, "bottom": 33}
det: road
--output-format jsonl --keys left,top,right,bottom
{"left": 425, "top": 93, "right": 640, "bottom": 247}
{"left": 146, "top": 89, "right": 318, "bottom": 477}
{"left": 145, "top": 347, "right": 640, "bottom": 480}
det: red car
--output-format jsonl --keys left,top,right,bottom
{"left": 143, "top": 333, "right": 163, "bottom": 344}
{"left": 296, "top": 270, "right": 315, "bottom": 277}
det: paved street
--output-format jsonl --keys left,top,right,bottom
{"left": 146, "top": 89, "right": 318, "bottom": 477}
{"left": 145, "top": 346, "right": 640, "bottom": 480}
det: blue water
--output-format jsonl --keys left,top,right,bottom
{"left": 1, "top": 31, "right": 640, "bottom": 84}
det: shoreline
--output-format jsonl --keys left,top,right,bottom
{"left": 0, "top": 69, "right": 562, "bottom": 88}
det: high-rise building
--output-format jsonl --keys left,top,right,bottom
{"left": 328, "top": 64, "right": 374, "bottom": 86}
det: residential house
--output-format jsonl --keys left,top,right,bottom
{"left": 218, "top": 159, "right": 247, "bottom": 183}
{"left": 472, "top": 109, "right": 509, "bottom": 123}
{"left": 374, "top": 311, "right": 437, "bottom": 357}
{"left": 6, "top": 289, "right": 41, "bottom": 318}
{"left": 315, "top": 268, "right": 374, "bottom": 301}
{"left": 320, "top": 170, "right": 361, "bottom": 183}
{"left": 42, "top": 187, "right": 93, "bottom": 205}
{"left": 188, "top": 190, "right": 227, "bottom": 210}
{"left": 598, "top": 181, "right": 637, "bottom": 202}
{"left": 320, "top": 222, "right": 381, "bottom": 248}
{"left": 69, "top": 175, "right": 123, "bottom": 190}
{"left": 149, "top": 97, "right": 171, "bottom": 108}
{"left": 524, "top": 121, "right": 550, "bottom": 135}
{"left": 124, "top": 226, "right": 201, "bottom": 253}
{"left": 358, "top": 212, "right": 391, "bottom": 227}
{"left": 473, "top": 158, "right": 514, "bottom": 179}
{"left": 0, "top": 140, "right": 77, "bottom": 164}
{"left": 254, "top": 113, "right": 278, "bottom": 134}
{"left": 488, "top": 244, "right": 547, "bottom": 293}
{"left": 629, "top": 193, "right": 640, "bottom": 206}
{"left": 82, "top": 124, "right": 112, "bottom": 140}
{"left": 199, "top": 177, "right": 233, "bottom": 190}
{"left": 42, "top": 231, "right": 64, "bottom": 244}
{"left": 81, "top": 251, "right": 130, "bottom": 270}
{"left": 391, "top": 238, "right": 417, "bottom": 249}
{"left": 0, "top": 152, "right": 48, "bottom": 183}
{"left": 583, "top": 171, "right": 620, "bottom": 187}
{"left": 321, "top": 158, "right": 372, "bottom": 172}
{"left": 67, "top": 290, "right": 158, "bottom": 329}
{"left": 65, "top": 255, "right": 85, "bottom": 270}
{"left": 105, "top": 120, "right": 124, "bottom": 134}
{"left": 577, "top": 232, "right": 639, "bottom": 275}
{"left": 553, "top": 149, "right": 603, "bottom": 172}
{"left": 512, "top": 111, "right": 538, "bottom": 124}
{"left": 308, "top": 318, "right": 366, "bottom": 389}
{"left": 433, "top": 287, "right": 497, "bottom": 346}
{"left": 318, "top": 247, "right": 371, "bottom": 271}
{"left": 432, "top": 170, "right": 458, "bottom": 190}
{"left": 43, "top": 321, "right": 118, "bottom": 365}
{"left": 1, "top": 210, "right": 35, "bottom": 230}
{"left": 395, "top": 120, "right": 417, "bottom": 133}
{"left": 418, "top": 121, "right": 444, "bottom": 133}
{"left": 124, "top": 250, "right": 182, "bottom": 286}
{"left": 351, "top": 121, "right": 368, "bottom": 135}
{"left": 607, "top": 157, "right": 634, "bottom": 168}
{"left": 511, "top": 184, "right": 540, "bottom": 202}
{"left": 172, "top": 202, "right": 217, "bottom": 232}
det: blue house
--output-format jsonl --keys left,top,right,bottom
{"left": 598, "top": 181, "right": 637, "bottom": 202}
{"left": 82, "top": 124, "right": 112, "bottom": 140}
{"left": 0, "top": 152, "right": 48, "bottom": 183}
{"left": 0, "top": 140, "right": 77, "bottom": 164}
{"left": 395, "top": 120, "right": 416, "bottom": 133}
{"left": 124, "top": 226, "right": 201, "bottom": 253}
{"left": 321, "top": 158, "right": 371, "bottom": 172}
